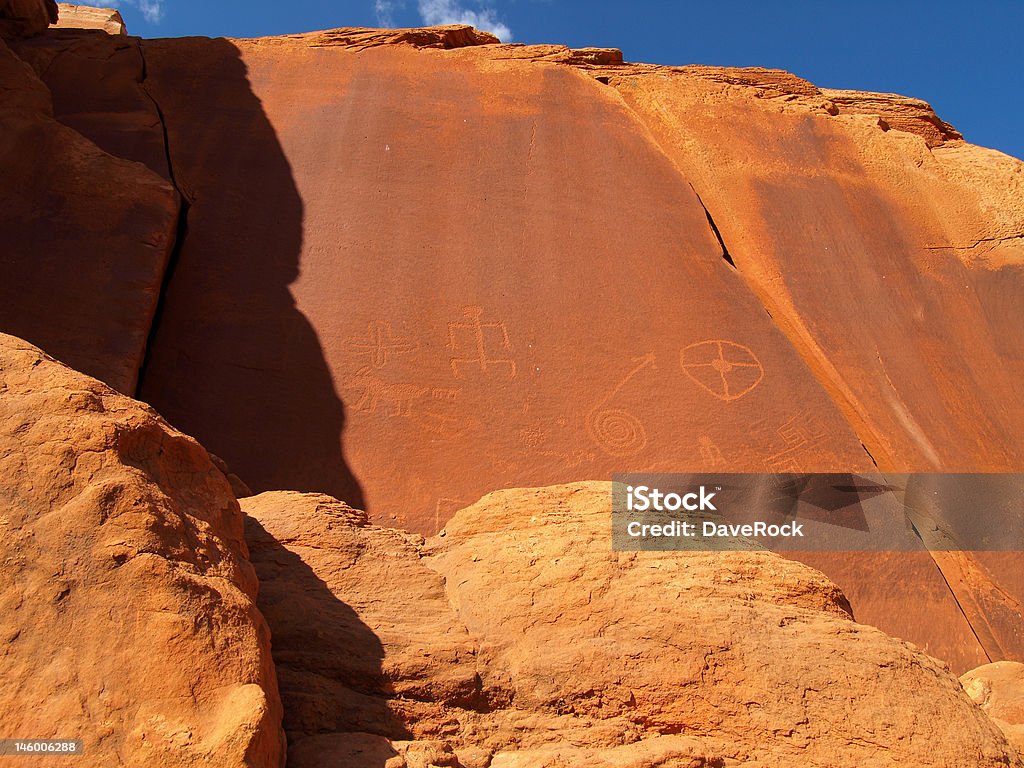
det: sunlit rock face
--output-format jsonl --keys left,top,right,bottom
{"left": 1, "top": 19, "right": 1023, "bottom": 673}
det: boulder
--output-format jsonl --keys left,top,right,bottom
{"left": 244, "top": 483, "right": 1020, "bottom": 767}
{"left": 963, "top": 661, "right": 1024, "bottom": 756}
{"left": 0, "top": 332, "right": 284, "bottom": 767}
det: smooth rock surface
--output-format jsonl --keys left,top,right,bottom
{"left": 137, "top": 29, "right": 870, "bottom": 524}
{"left": 244, "top": 483, "right": 1021, "bottom": 767}
{"left": 963, "top": 661, "right": 1024, "bottom": 755}
{"left": 0, "top": 333, "right": 284, "bottom": 767}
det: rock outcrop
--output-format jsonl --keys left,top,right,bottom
{"left": 244, "top": 484, "right": 1021, "bottom": 767}
{"left": 1, "top": 20, "right": 1022, "bottom": 672}
{"left": 0, "top": 29, "right": 178, "bottom": 395}
{"left": 0, "top": 333, "right": 284, "bottom": 767}
{"left": 963, "top": 661, "right": 1024, "bottom": 756}
{"left": 52, "top": 3, "right": 125, "bottom": 35}
{"left": 0, "top": 0, "right": 56, "bottom": 38}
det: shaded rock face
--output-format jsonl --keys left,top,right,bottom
{"left": 1, "top": 24, "right": 1022, "bottom": 671}
{"left": 0, "top": 333, "right": 284, "bottom": 767}
{"left": 244, "top": 484, "right": 1021, "bottom": 768}
{"left": 0, "top": 0, "right": 57, "bottom": 38}
{"left": 963, "top": 662, "right": 1024, "bottom": 756}
{"left": 0, "top": 31, "right": 178, "bottom": 395}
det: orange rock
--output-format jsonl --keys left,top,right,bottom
{"left": 135, "top": 29, "right": 870, "bottom": 525}
{"left": 963, "top": 662, "right": 1024, "bottom": 756}
{"left": 52, "top": 3, "right": 125, "bottom": 35}
{"left": 244, "top": 484, "right": 1021, "bottom": 767}
{"left": 10, "top": 28, "right": 172, "bottom": 179}
{"left": 0, "top": 332, "right": 285, "bottom": 767}
{"left": 4, "top": 24, "right": 1023, "bottom": 673}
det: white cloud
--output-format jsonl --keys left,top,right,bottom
{"left": 89, "top": 0, "right": 165, "bottom": 24}
{"left": 418, "top": 0, "right": 512, "bottom": 41}
{"left": 375, "top": 0, "right": 400, "bottom": 27}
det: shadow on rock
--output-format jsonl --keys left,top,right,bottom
{"left": 133, "top": 37, "right": 366, "bottom": 510}
{"left": 244, "top": 514, "right": 411, "bottom": 767}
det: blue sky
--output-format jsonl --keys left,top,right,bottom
{"left": 101, "top": 1, "right": 1023, "bottom": 160}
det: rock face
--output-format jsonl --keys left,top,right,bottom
{"left": 1, "top": 23, "right": 1022, "bottom": 671}
{"left": 52, "top": 3, "right": 125, "bottom": 35}
{"left": 0, "top": 333, "right": 284, "bottom": 767}
{"left": 0, "top": 30, "right": 178, "bottom": 395}
{"left": 244, "top": 483, "right": 1021, "bottom": 767}
{"left": 0, "top": 0, "right": 57, "bottom": 38}
{"left": 963, "top": 662, "right": 1024, "bottom": 756}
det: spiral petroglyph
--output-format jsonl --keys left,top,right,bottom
{"left": 588, "top": 408, "right": 647, "bottom": 457}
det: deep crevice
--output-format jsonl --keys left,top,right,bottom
{"left": 689, "top": 184, "right": 736, "bottom": 269}
{"left": 134, "top": 40, "right": 189, "bottom": 400}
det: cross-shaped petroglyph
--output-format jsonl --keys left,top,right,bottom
{"left": 680, "top": 340, "right": 764, "bottom": 402}
{"left": 447, "top": 306, "right": 516, "bottom": 380}
{"left": 343, "top": 321, "right": 418, "bottom": 370}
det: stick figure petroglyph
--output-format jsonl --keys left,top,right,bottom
{"left": 447, "top": 306, "right": 517, "bottom": 380}
{"left": 680, "top": 340, "right": 764, "bottom": 402}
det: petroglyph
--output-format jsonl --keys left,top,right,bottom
{"left": 413, "top": 411, "right": 475, "bottom": 442}
{"left": 344, "top": 320, "right": 418, "bottom": 370}
{"left": 431, "top": 388, "right": 460, "bottom": 403}
{"left": 587, "top": 353, "right": 655, "bottom": 457}
{"left": 447, "top": 305, "right": 517, "bottom": 379}
{"left": 763, "top": 415, "right": 827, "bottom": 471}
{"left": 347, "top": 372, "right": 429, "bottom": 417}
{"left": 680, "top": 340, "right": 764, "bottom": 402}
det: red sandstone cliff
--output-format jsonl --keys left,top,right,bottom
{"left": 2, "top": 4, "right": 1024, "bottom": 764}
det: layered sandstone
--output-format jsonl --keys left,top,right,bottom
{"left": 52, "top": 3, "right": 125, "bottom": 34}
{"left": 0, "top": 333, "right": 284, "bottom": 767}
{"left": 244, "top": 483, "right": 1021, "bottom": 767}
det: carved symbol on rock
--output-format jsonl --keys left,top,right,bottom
{"left": 447, "top": 306, "right": 516, "bottom": 380}
{"left": 763, "top": 415, "right": 826, "bottom": 472}
{"left": 587, "top": 353, "right": 656, "bottom": 457}
{"left": 680, "top": 340, "right": 764, "bottom": 402}
{"left": 344, "top": 321, "right": 418, "bottom": 371}
{"left": 699, "top": 436, "right": 726, "bottom": 469}
{"left": 347, "top": 372, "right": 429, "bottom": 417}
